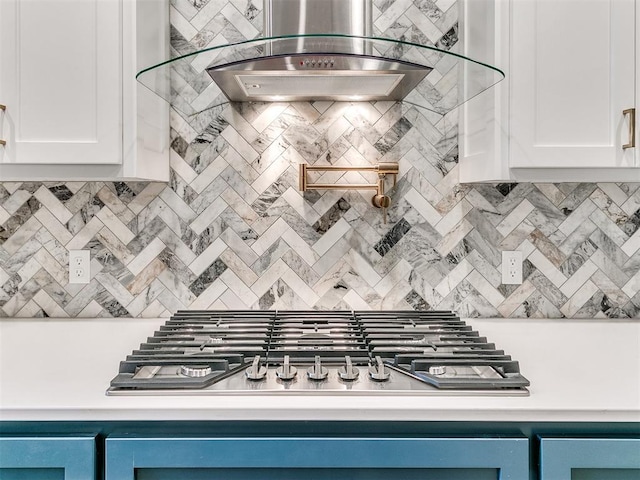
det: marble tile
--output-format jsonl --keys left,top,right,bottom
{"left": 312, "top": 218, "right": 351, "bottom": 257}
{"left": 559, "top": 219, "right": 598, "bottom": 257}
{"left": 250, "top": 259, "right": 290, "bottom": 297}
{"left": 497, "top": 280, "right": 536, "bottom": 317}
{"left": 2, "top": 217, "right": 42, "bottom": 255}
{"left": 281, "top": 227, "right": 318, "bottom": 266}
{"left": 158, "top": 269, "right": 197, "bottom": 306}
{"left": 95, "top": 272, "right": 135, "bottom": 308}
{"left": 221, "top": 126, "right": 259, "bottom": 163}
{"left": 622, "top": 228, "right": 640, "bottom": 257}
{"left": 373, "top": 218, "right": 412, "bottom": 256}
{"left": 589, "top": 227, "right": 629, "bottom": 268}
{"left": 527, "top": 249, "right": 567, "bottom": 289}
{"left": 435, "top": 218, "right": 473, "bottom": 257}
{"left": 496, "top": 199, "right": 535, "bottom": 237}
{"left": 33, "top": 290, "right": 68, "bottom": 317}
{"left": 1, "top": 0, "right": 639, "bottom": 318}
{"left": 34, "top": 186, "right": 72, "bottom": 224}
{"left": 560, "top": 279, "right": 599, "bottom": 317}
{"left": 120, "top": 238, "right": 164, "bottom": 278}
{"left": 189, "top": 196, "right": 229, "bottom": 235}
{"left": 589, "top": 249, "right": 630, "bottom": 289}
{"left": 434, "top": 198, "right": 472, "bottom": 235}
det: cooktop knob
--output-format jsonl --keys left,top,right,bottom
{"left": 179, "top": 365, "right": 212, "bottom": 378}
{"left": 368, "top": 356, "right": 390, "bottom": 382}
{"left": 246, "top": 355, "right": 267, "bottom": 381}
{"left": 307, "top": 355, "right": 328, "bottom": 381}
{"left": 276, "top": 355, "right": 298, "bottom": 381}
{"left": 428, "top": 365, "right": 447, "bottom": 376}
{"left": 338, "top": 356, "right": 359, "bottom": 381}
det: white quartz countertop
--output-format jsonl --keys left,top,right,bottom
{"left": 1, "top": 317, "right": 639, "bottom": 422}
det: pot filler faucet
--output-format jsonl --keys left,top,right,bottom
{"left": 299, "top": 162, "right": 399, "bottom": 223}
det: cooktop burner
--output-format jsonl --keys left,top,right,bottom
{"left": 107, "top": 310, "right": 529, "bottom": 396}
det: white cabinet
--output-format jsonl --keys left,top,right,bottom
{"left": 460, "top": 0, "right": 639, "bottom": 183}
{"left": 510, "top": 0, "right": 636, "bottom": 170}
{"left": 0, "top": 0, "right": 121, "bottom": 166}
{"left": 459, "top": 0, "right": 510, "bottom": 182}
{"left": 0, "top": 0, "right": 170, "bottom": 181}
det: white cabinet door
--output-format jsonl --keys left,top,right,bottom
{"left": 0, "top": 0, "right": 121, "bottom": 165}
{"left": 459, "top": 0, "right": 510, "bottom": 183}
{"left": 509, "top": 0, "right": 636, "bottom": 169}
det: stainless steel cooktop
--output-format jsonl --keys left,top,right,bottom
{"left": 107, "top": 310, "right": 529, "bottom": 396}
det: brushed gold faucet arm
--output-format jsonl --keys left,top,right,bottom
{"left": 304, "top": 183, "right": 381, "bottom": 190}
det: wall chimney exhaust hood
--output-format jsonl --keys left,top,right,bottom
{"left": 137, "top": 0, "right": 504, "bottom": 116}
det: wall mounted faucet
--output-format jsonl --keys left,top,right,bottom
{"left": 299, "top": 162, "right": 399, "bottom": 223}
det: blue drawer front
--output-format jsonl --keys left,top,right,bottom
{"left": 0, "top": 468, "right": 64, "bottom": 480}
{"left": 0, "top": 436, "right": 96, "bottom": 480}
{"left": 135, "top": 467, "right": 500, "bottom": 480}
{"left": 540, "top": 437, "right": 640, "bottom": 480}
{"left": 106, "top": 436, "right": 528, "bottom": 480}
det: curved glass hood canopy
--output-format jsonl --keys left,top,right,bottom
{"left": 137, "top": 33, "right": 504, "bottom": 116}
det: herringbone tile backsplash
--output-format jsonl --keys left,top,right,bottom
{"left": 1, "top": 0, "right": 639, "bottom": 318}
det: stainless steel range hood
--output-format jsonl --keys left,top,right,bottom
{"left": 135, "top": 0, "right": 504, "bottom": 115}
{"left": 208, "top": 0, "right": 430, "bottom": 103}
{"left": 209, "top": 54, "right": 430, "bottom": 103}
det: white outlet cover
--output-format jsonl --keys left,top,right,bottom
{"left": 69, "top": 250, "right": 90, "bottom": 284}
{"left": 501, "top": 251, "right": 523, "bottom": 285}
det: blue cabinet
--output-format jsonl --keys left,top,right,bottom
{"left": 539, "top": 437, "right": 640, "bottom": 480}
{"left": 0, "top": 436, "right": 96, "bottom": 480}
{"left": 106, "top": 436, "right": 529, "bottom": 480}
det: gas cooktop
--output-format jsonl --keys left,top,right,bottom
{"left": 107, "top": 310, "right": 529, "bottom": 396}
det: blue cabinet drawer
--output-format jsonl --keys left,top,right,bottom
{"left": 0, "top": 436, "right": 96, "bottom": 480}
{"left": 539, "top": 437, "right": 640, "bottom": 480}
{"left": 106, "top": 436, "right": 528, "bottom": 480}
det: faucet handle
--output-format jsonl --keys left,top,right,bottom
{"left": 371, "top": 194, "right": 391, "bottom": 209}
{"left": 372, "top": 194, "right": 391, "bottom": 223}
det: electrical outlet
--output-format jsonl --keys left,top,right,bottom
{"left": 501, "top": 251, "right": 523, "bottom": 284}
{"left": 69, "top": 250, "right": 90, "bottom": 284}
